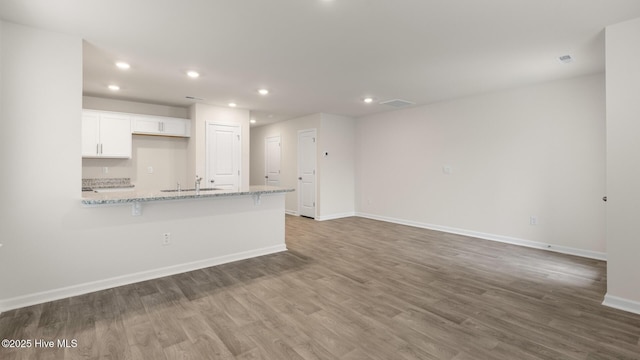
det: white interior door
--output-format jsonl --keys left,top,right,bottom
{"left": 298, "top": 129, "right": 317, "bottom": 218}
{"left": 206, "top": 123, "right": 241, "bottom": 190}
{"left": 265, "top": 135, "right": 281, "bottom": 186}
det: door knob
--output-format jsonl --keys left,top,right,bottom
{"left": 298, "top": 177, "right": 302, "bottom": 180}
{"left": 265, "top": 175, "right": 268, "bottom": 179}
{"left": 602, "top": 196, "right": 607, "bottom": 202}
{"left": 210, "top": 180, "right": 215, "bottom": 183}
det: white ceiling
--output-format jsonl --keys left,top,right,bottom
{"left": 2, "top": 0, "right": 640, "bottom": 126}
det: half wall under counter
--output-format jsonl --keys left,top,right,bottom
{"left": 2, "top": 186, "right": 294, "bottom": 312}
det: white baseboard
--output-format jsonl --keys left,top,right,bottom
{"left": 316, "top": 212, "right": 356, "bottom": 221}
{"left": 355, "top": 212, "right": 606, "bottom": 261}
{"left": 0, "top": 244, "right": 287, "bottom": 313}
{"left": 603, "top": 294, "right": 640, "bottom": 315}
{"left": 285, "top": 209, "right": 298, "bottom": 216}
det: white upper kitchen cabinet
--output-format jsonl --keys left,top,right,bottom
{"left": 132, "top": 114, "right": 191, "bottom": 137}
{"left": 82, "top": 110, "right": 132, "bottom": 158}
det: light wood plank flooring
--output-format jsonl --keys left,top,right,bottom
{"left": 1, "top": 216, "right": 639, "bottom": 359}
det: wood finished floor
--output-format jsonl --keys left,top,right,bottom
{"left": 1, "top": 215, "right": 640, "bottom": 359}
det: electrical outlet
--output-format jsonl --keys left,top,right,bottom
{"left": 132, "top": 202, "right": 142, "bottom": 216}
{"left": 162, "top": 233, "right": 171, "bottom": 245}
{"left": 530, "top": 216, "right": 538, "bottom": 225}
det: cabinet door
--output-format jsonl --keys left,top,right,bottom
{"left": 81, "top": 111, "right": 100, "bottom": 157}
{"left": 132, "top": 115, "right": 190, "bottom": 137}
{"left": 99, "top": 113, "right": 132, "bottom": 158}
{"left": 132, "top": 115, "right": 162, "bottom": 135}
{"left": 162, "top": 117, "right": 191, "bottom": 137}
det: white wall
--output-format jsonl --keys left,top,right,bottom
{"left": 249, "top": 113, "right": 356, "bottom": 219}
{"left": 83, "top": 96, "right": 189, "bottom": 118}
{"left": 0, "top": 22, "right": 285, "bottom": 312}
{"left": 604, "top": 17, "right": 640, "bottom": 313}
{"left": 356, "top": 74, "right": 606, "bottom": 258}
{"left": 188, "top": 103, "right": 250, "bottom": 189}
{"left": 82, "top": 136, "right": 189, "bottom": 191}
{"left": 0, "top": 20, "right": 83, "bottom": 301}
{"left": 250, "top": 114, "right": 322, "bottom": 213}
{"left": 82, "top": 96, "right": 190, "bottom": 190}
{"left": 318, "top": 114, "right": 356, "bottom": 219}
{"left": 0, "top": 23, "right": 2, "bottom": 134}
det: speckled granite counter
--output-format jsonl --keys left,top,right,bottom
{"left": 82, "top": 185, "right": 294, "bottom": 205}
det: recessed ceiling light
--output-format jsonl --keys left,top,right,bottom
{"left": 115, "top": 62, "right": 130, "bottom": 70}
{"left": 363, "top": 97, "right": 374, "bottom": 104}
{"left": 258, "top": 89, "right": 269, "bottom": 95}
{"left": 228, "top": 102, "right": 237, "bottom": 107}
{"left": 559, "top": 55, "right": 573, "bottom": 63}
{"left": 108, "top": 85, "right": 120, "bottom": 91}
{"left": 250, "top": 119, "right": 257, "bottom": 124}
{"left": 187, "top": 71, "right": 200, "bottom": 78}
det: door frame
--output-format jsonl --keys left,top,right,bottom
{"left": 205, "top": 121, "right": 242, "bottom": 190}
{"left": 297, "top": 128, "right": 317, "bottom": 218}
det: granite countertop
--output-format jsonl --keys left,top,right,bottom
{"left": 81, "top": 185, "right": 294, "bottom": 205}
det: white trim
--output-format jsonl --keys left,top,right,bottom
{"left": 316, "top": 212, "right": 356, "bottom": 221}
{"left": 603, "top": 294, "right": 640, "bottom": 315}
{"left": 0, "top": 244, "right": 287, "bottom": 313}
{"left": 355, "top": 212, "right": 606, "bottom": 261}
{"left": 285, "top": 209, "right": 299, "bottom": 216}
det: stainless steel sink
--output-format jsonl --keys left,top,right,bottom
{"left": 160, "top": 188, "right": 224, "bottom": 192}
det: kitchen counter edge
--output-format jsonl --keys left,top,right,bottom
{"left": 82, "top": 186, "right": 295, "bottom": 205}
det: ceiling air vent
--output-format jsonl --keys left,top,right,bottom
{"left": 558, "top": 55, "right": 573, "bottom": 63}
{"left": 379, "top": 99, "right": 415, "bottom": 108}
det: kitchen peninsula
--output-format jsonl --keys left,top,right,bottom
{"left": 56, "top": 185, "right": 295, "bottom": 313}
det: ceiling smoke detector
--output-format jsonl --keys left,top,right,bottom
{"left": 379, "top": 99, "right": 415, "bottom": 108}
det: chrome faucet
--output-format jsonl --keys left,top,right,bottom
{"left": 195, "top": 175, "right": 203, "bottom": 194}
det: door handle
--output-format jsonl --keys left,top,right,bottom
{"left": 298, "top": 177, "right": 302, "bottom": 180}
{"left": 210, "top": 180, "right": 215, "bottom": 183}
{"left": 265, "top": 175, "right": 268, "bottom": 179}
